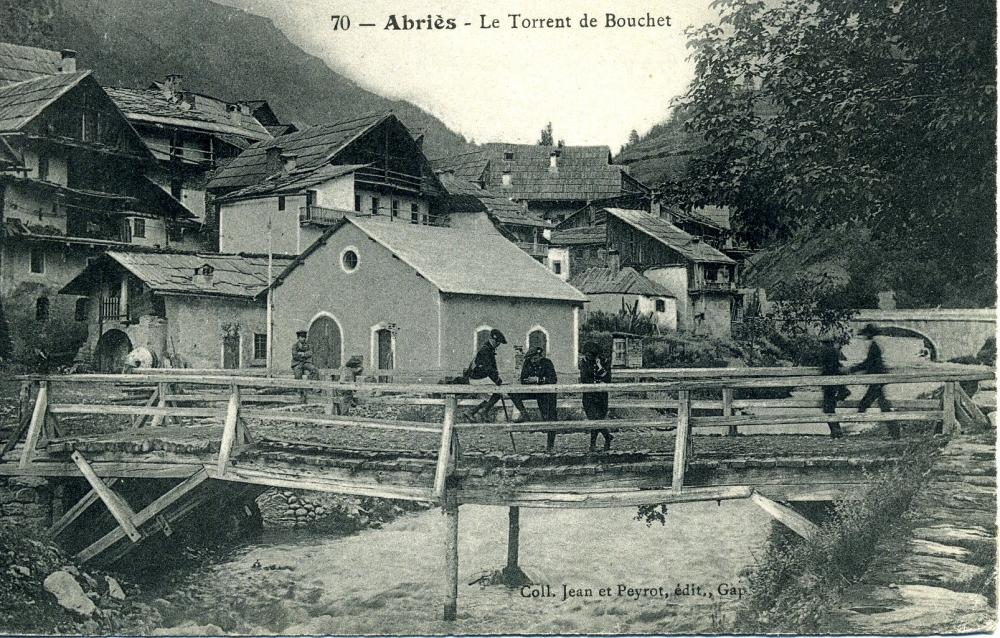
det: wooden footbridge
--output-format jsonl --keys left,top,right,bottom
{"left": 0, "top": 363, "right": 992, "bottom": 619}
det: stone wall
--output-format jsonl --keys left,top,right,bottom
{"left": 0, "top": 476, "right": 55, "bottom": 533}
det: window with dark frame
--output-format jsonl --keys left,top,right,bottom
{"left": 29, "top": 248, "right": 44, "bottom": 274}
{"left": 552, "top": 261, "right": 562, "bottom": 274}
{"left": 35, "top": 297, "right": 49, "bottom": 322}
{"left": 253, "top": 333, "right": 267, "bottom": 360}
{"left": 504, "top": 152, "right": 514, "bottom": 161}
{"left": 410, "top": 203, "right": 419, "bottom": 224}
{"left": 354, "top": 194, "right": 361, "bottom": 212}
{"left": 655, "top": 299, "right": 666, "bottom": 313}
{"left": 371, "top": 197, "right": 379, "bottom": 216}
{"left": 133, "top": 218, "right": 146, "bottom": 238}
{"left": 391, "top": 200, "right": 399, "bottom": 218}
{"left": 278, "top": 196, "right": 286, "bottom": 211}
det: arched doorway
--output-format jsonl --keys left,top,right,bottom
{"left": 308, "top": 314, "right": 343, "bottom": 369}
{"left": 95, "top": 329, "right": 133, "bottom": 373}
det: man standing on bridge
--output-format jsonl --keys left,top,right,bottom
{"left": 850, "top": 324, "right": 896, "bottom": 438}
{"left": 292, "top": 330, "right": 319, "bottom": 380}
{"left": 465, "top": 329, "right": 509, "bottom": 421}
{"left": 819, "top": 334, "right": 848, "bottom": 439}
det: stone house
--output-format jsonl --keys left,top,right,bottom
{"left": 60, "top": 250, "right": 292, "bottom": 371}
{"left": 570, "top": 266, "right": 678, "bottom": 331}
{"left": 550, "top": 207, "right": 737, "bottom": 337}
{"left": 106, "top": 75, "right": 279, "bottom": 227}
{"left": 0, "top": 43, "right": 201, "bottom": 361}
{"left": 262, "top": 215, "right": 586, "bottom": 378}
{"left": 208, "top": 113, "right": 445, "bottom": 256}
{"left": 431, "top": 143, "right": 649, "bottom": 224}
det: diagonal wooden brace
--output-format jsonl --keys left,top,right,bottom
{"left": 750, "top": 492, "right": 819, "bottom": 539}
{"left": 49, "top": 477, "right": 119, "bottom": 538}
{"left": 76, "top": 468, "right": 209, "bottom": 564}
{"left": 217, "top": 385, "right": 242, "bottom": 475}
{"left": 71, "top": 451, "right": 142, "bottom": 542}
{"left": 19, "top": 381, "right": 49, "bottom": 469}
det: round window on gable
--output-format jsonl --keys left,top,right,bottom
{"left": 340, "top": 247, "right": 359, "bottom": 273}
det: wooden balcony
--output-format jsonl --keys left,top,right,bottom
{"left": 299, "top": 205, "right": 348, "bottom": 225}
{"left": 99, "top": 297, "right": 130, "bottom": 322}
{"left": 354, "top": 166, "right": 423, "bottom": 194}
{"left": 515, "top": 242, "right": 550, "bottom": 258}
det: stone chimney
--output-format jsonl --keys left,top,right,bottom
{"left": 162, "top": 74, "right": 184, "bottom": 99}
{"left": 281, "top": 153, "right": 298, "bottom": 174}
{"left": 607, "top": 249, "right": 621, "bottom": 273}
{"left": 265, "top": 146, "right": 283, "bottom": 176}
{"left": 58, "top": 50, "right": 77, "bottom": 73}
{"left": 549, "top": 150, "right": 560, "bottom": 174}
{"left": 193, "top": 264, "right": 214, "bottom": 287}
{"left": 226, "top": 103, "right": 241, "bottom": 123}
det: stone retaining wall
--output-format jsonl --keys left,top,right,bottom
{"left": 0, "top": 476, "right": 55, "bottom": 532}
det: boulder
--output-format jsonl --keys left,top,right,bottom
{"left": 105, "top": 576, "right": 126, "bottom": 601}
{"left": 44, "top": 571, "right": 97, "bottom": 617}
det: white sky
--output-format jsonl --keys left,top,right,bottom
{"left": 218, "top": 0, "right": 720, "bottom": 148}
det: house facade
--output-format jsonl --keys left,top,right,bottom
{"left": 570, "top": 266, "right": 678, "bottom": 331}
{"left": 61, "top": 251, "right": 292, "bottom": 371}
{"left": 106, "top": 75, "right": 276, "bottom": 227}
{"left": 209, "top": 113, "right": 445, "bottom": 255}
{"left": 0, "top": 43, "right": 201, "bottom": 361}
{"left": 263, "top": 215, "right": 586, "bottom": 378}
{"left": 550, "top": 207, "right": 737, "bottom": 337}
{"left": 431, "top": 143, "right": 650, "bottom": 224}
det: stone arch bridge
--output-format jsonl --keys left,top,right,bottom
{"left": 850, "top": 308, "right": 995, "bottom": 361}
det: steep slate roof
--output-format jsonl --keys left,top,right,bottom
{"left": 430, "top": 149, "right": 490, "bottom": 183}
{"left": 0, "top": 70, "right": 91, "bottom": 131}
{"left": 549, "top": 225, "right": 606, "bottom": 246}
{"left": 570, "top": 267, "right": 675, "bottom": 298}
{"left": 605, "top": 208, "right": 735, "bottom": 264}
{"left": 218, "top": 163, "right": 368, "bottom": 201}
{"left": 208, "top": 112, "right": 389, "bottom": 192}
{"left": 0, "top": 42, "right": 62, "bottom": 86}
{"left": 482, "top": 143, "right": 646, "bottom": 202}
{"left": 436, "top": 171, "right": 550, "bottom": 228}
{"left": 268, "top": 216, "right": 586, "bottom": 303}
{"left": 106, "top": 86, "right": 271, "bottom": 142}
{"left": 61, "top": 251, "right": 294, "bottom": 299}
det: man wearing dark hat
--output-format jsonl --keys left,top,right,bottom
{"left": 292, "top": 330, "right": 319, "bottom": 380}
{"left": 850, "top": 324, "right": 896, "bottom": 437}
{"left": 516, "top": 345, "right": 559, "bottom": 449}
{"left": 580, "top": 342, "right": 613, "bottom": 451}
{"left": 465, "top": 329, "right": 508, "bottom": 420}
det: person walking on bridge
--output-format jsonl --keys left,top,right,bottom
{"left": 819, "top": 334, "right": 848, "bottom": 439}
{"left": 515, "top": 346, "right": 559, "bottom": 450}
{"left": 850, "top": 324, "right": 897, "bottom": 438}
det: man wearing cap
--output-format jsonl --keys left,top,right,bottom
{"left": 818, "top": 334, "right": 847, "bottom": 439}
{"left": 850, "top": 324, "right": 896, "bottom": 438}
{"left": 580, "top": 342, "right": 613, "bottom": 451}
{"left": 291, "top": 330, "right": 319, "bottom": 380}
{"left": 465, "top": 329, "right": 508, "bottom": 420}
{"left": 516, "top": 346, "right": 559, "bottom": 449}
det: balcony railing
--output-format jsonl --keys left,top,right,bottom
{"left": 515, "top": 242, "right": 550, "bottom": 258}
{"left": 299, "top": 205, "right": 347, "bottom": 225}
{"left": 693, "top": 280, "right": 736, "bottom": 292}
{"left": 354, "top": 166, "right": 423, "bottom": 194}
{"left": 100, "top": 297, "right": 130, "bottom": 322}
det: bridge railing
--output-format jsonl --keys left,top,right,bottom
{"left": 6, "top": 364, "right": 992, "bottom": 500}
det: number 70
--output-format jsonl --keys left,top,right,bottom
{"left": 330, "top": 15, "right": 351, "bottom": 30}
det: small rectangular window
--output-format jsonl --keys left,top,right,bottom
{"left": 655, "top": 299, "right": 666, "bottom": 313}
{"left": 37, "top": 156, "right": 49, "bottom": 181}
{"left": 354, "top": 194, "right": 361, "bottom": 212}
{"left": 410, "top": 203, "right": 419, "bottom": 224}
{"left": 253, "top": 333, "right": 267, "bottom": 360}
{"left": 503, "top": 152, "right": 514, "bottom": 161}
{"left": 133, "top": 218, "right": 146, "bottom": 238}
{"left": 371, "top": 197, "right": 379, "bottom": 215}
{"left": 552, "top": 261, "right": 562, "bottom": 274}
{"left": 391, "top": 200, "right": 399, "bottom": 218}
{"left": 29, "top": 248, "right": 44, "bottom": 274}
{"left": 278, "top": 196, "right": 286, "bottom": 211}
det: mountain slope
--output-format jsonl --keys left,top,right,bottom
{"left": 1, "top": 0, "right": 470, "bottom": 158}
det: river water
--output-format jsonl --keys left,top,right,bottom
{"left": 149, "top": 500, "right": 771, "bottom": 635}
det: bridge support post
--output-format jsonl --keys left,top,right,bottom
{"left": 672, "top": 390, "right": 690, "bottom": 490}
{"left": 443, "top": 497, "right": 459, "bottom": 621}
{"left": 942, "top": 382, "right": 957, "bottom": 435}
{"left": 723, "top": 388, "right": 735, "bottom": 436}
{"left": 506, "top": 506, "right": 520, "bottom": 571}
{"left": 19, "top": 381, "right": 48, "bottom": 469}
